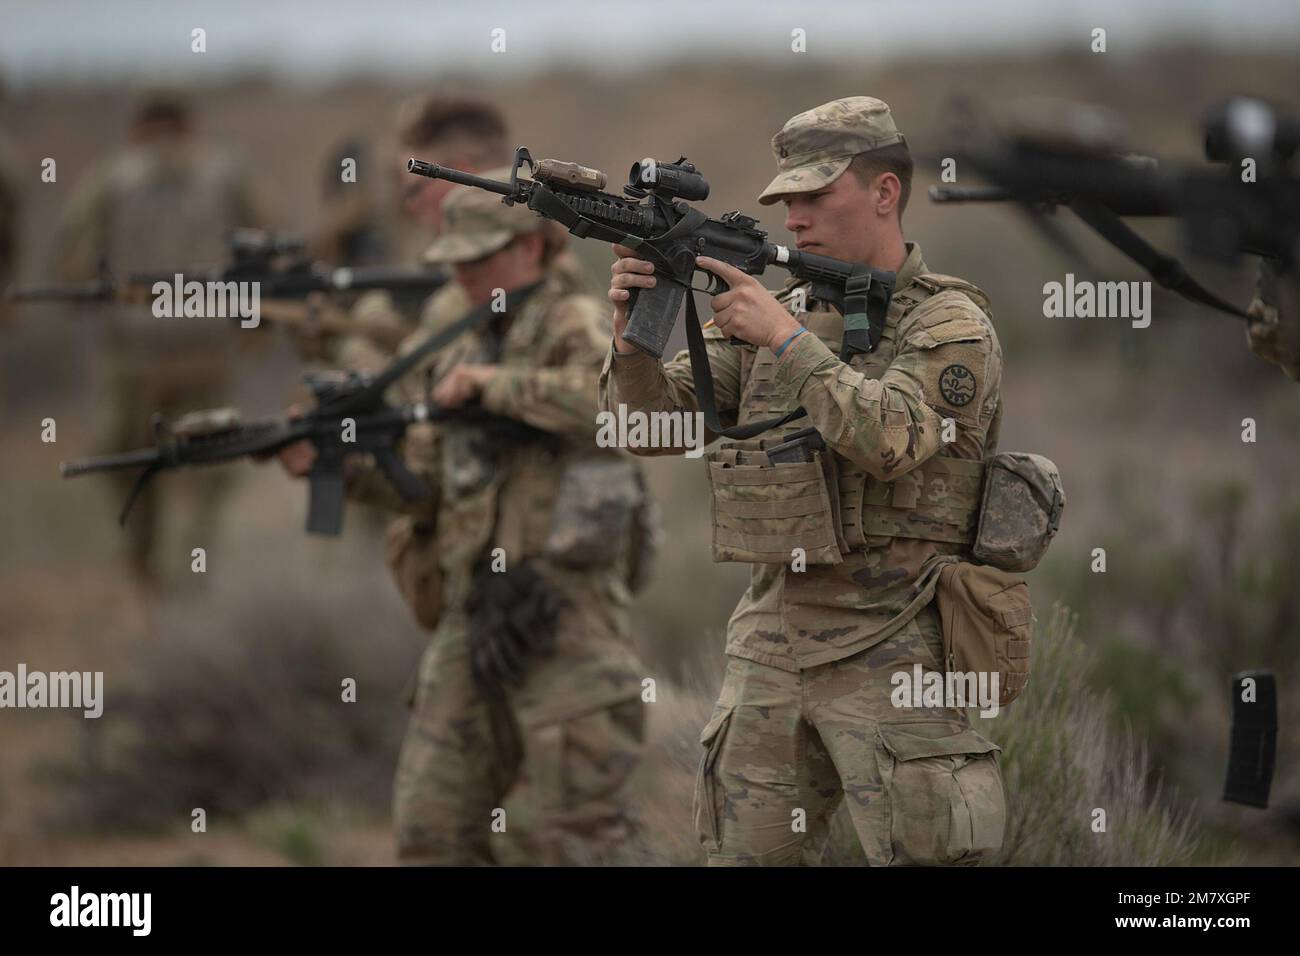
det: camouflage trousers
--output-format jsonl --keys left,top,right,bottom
{"left": 694, "top": 602, "right": 1006, "bottom": 866}
{"left": 393, "top": 622, "right": 645, "bottom": 866}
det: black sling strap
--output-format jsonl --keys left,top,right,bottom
{"left": 1070, "top": 200, "right": 1250, "bottom": 320}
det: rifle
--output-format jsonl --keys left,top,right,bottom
{"left": 59, "top": 283, "right": 551, "bottom": 535}
{"left": 6, "top": 228, "right": 448, "bottom": 332}
{"left": 407, "top": 148, "right": 896, "bottom": 442}
{"left": 928, "top": 96, "right": 1300, "bottom": 321}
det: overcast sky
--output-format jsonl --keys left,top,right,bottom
{"left": 1, "top": 0, "right": 1297, "bottom": 89}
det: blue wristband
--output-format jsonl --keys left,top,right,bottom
{"left": 774, "top": 327, "right": 807, "bottom": 357}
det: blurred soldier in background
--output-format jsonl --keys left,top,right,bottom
{"left": 55, "top": 91, "right": 262, "bottom": 585}
{"left": 278, "top": 179, "right": 654, "bottom": 865}
{"left": 325, "top": 96, "right": 512, "bottom": 373}
{"left": 308, "top": 136, "right": 389, "bottom": 269}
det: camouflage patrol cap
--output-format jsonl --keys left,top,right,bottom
{"left": 422, "top": 166, "right": 543, "bottom": 264}
{"left": 758, "top": 96, "right": 906, "bottom": 205}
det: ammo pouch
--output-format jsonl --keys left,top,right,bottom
{"left": 543, "top": 455, "right": 652, "bottom": 578}
{"left": 705, "top": 429, "right": 847, "bottom": 565}
{"left": 925, "top": 558, "right": 1034, "bottom": 707}
{"left": 971, "top": 452, "right": 1065, "bottom": 572}
{"left": 385, "top": 515, "right": 444, "bottom": 632}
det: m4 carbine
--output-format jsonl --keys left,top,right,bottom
{"left": 6, "top": 228, "right": 448, "bottom": 326}
{"left": 60, "top": 286, "right": 551, "bottom": 535}
{"left": 408, "top": 149, "right": 896, "bottom": 441}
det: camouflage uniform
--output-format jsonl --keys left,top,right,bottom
{"left": 600, "top": 98, "right": 1007, "bottom": 865}
{"left": 1246, "top": 256, "right": 1300, "bottom": 382}
{"left": 347, "top": 177, "right": 650, "bottom": 865}
{"left": 55, "top": 136, "right": 259, "bottom": 582}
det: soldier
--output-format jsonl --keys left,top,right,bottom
{"left": 1246, "top": 255, "right": 1300, "bottom": 382}
{"left": 601, "top": 96, "right": 1008, "bottom": 865}
{"left": 54, "top": 91, "right": 261, "bottom": 585}
{"left": 278, "top": 178, "right": 653, "bottom": 865}
{"left": 328, "top": 97, "right": 512, "bottom": 373}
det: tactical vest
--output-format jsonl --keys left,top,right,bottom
{"left": 716, "top": 272, "right": 997, "bottom": 562}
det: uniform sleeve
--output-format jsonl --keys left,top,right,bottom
{"left": 768, "top": 290, "right": 997, "bottom": 480}
{"left": 596, "top": 321, "right": 743, "bottom": 455}
{"left": 478, "top": 294, "right": 613, "bottom": 438}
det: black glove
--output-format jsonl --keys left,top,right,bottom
{"left": 466, "top": 559, "right": 562, "bottom": 696}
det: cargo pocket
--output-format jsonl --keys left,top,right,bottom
{"left": 707, "top": 443, "right": 843, "bottom": 565}
{"left": 877, "top": 718, "right": 1005, "bottom": 866}
{"left": 692, "top": 705, "right": 734, "bottom": 852}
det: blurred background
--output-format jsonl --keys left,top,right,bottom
{"left": 1, "top": 0, "right": 1298, "bottom": 865}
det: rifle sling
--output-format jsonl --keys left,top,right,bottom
{"left": 1070, "top": 200, "right": 1250, "bottom": 320}
{"left": 681, "top": 282, "right": 886, "bottom": 442}
{"left": 351, "top": 279, "right": 547, "bottom": 408}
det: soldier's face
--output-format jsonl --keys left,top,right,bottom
{"left": 453, "top": 234, "right": 545, "bottom": 306}
{"left": 780, "top": 169, "right": 896, "bottom": 265}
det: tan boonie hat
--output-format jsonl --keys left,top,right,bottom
{"left": 757, "top": 96, "right": 906, "bottom": 205}
{"left": 422, "top": 166, "right": 543, "bottom": 264}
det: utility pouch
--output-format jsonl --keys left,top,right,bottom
{"left": 932, "top": 560, "right": 1034, "bottom": 707}
{"left": 971, "top": 452, "right": 1065, "bottom": 572}
{"left": 706, "top": 429, "right": 847, "bottom": 565}
{"left": 542, "top": 456, "right": 641, "bottom": 569}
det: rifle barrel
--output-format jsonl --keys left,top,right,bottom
{"left": 928, "top": 185, "right": 1017, "bottom": 203}
{"left": 407, "top": 159, "right": 514, "bottom": 196}
{"left": 61, "top": 447, "right": 161, "bottom": 478}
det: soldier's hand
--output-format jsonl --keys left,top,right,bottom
{"left": 255, "top": 404, "right": 315, "bottom": 477}
{"left": 609, "top": 242, "right": 655, "bottom": 354}
{"left": 695, "top": 256, "right": 803, "bottom": 351}
{"left": 431, "top": 363, "right": 496, "bottom": 409}
{"left": 276, "top": 439, "right": 317, "bottom": 478}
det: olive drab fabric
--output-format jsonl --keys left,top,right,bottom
{"left": 928, "top": 558, "right": 1034, "bottom": 707}
{"left": 344, "top": 219, "right": 653, "bottom": 862}
{"left": 1247, "top": 256, "right": 1300, "bottom": 382}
